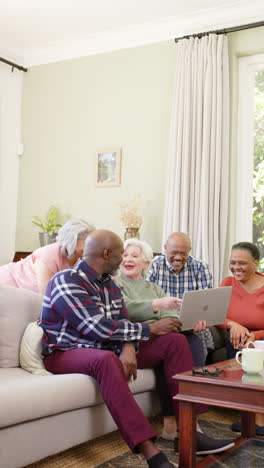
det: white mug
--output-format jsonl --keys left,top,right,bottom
{"left": 236, "top": 348, "right": 264, "bottom": 374}
{"left": 246, "top": 340, "right": 264, "bottom": 350}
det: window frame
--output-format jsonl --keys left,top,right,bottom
{"left": 236, "top": 54, "right": 264, "bottom": 242}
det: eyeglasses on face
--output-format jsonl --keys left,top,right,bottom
{"left": 192, "top": 366, "right": 223, "bottom": 377}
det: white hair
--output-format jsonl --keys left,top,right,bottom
{"left": 124, "top": 238, "right": 153, "bottom": 276}
{"left": 57, "top": 218, "right": 95, "bottom": 258}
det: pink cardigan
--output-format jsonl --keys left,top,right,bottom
{"left": 0, "top": 243, "right": 70, "bottom": 293}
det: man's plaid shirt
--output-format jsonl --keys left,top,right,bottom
{"left": 39, "top": 259, "right": 150, "bottom": 357}
{"left": 146, "top": 254, "right": 212, "bottom": 298}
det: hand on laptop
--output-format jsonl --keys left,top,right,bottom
{"left": 193, "top": 320, "right": 207, "bottom": 332}
{"left": 149, "top": 318, "right": 182, "bottom": 335}
{"left": 152, "top": 296, "right": 182, "bottom": 312}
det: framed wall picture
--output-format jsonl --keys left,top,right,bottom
{"left": 95, "top": 148, "right": 121, "bottom": 187}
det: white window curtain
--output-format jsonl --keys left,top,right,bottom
{"left": 163, "top": 34, "right": 229, "bottom": 286}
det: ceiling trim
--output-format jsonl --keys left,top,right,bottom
{"left": 3, "top": 3, "right": 264, "bottom": 67}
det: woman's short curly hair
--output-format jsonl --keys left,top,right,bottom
{"left": 232, "top": 241, "right": 260, "bottom": 261}
{"left": 124, "top": 238, "right": 153, "bottom": 276}
{"left": 57, "top": 218, "right": 95, "bottom": 258}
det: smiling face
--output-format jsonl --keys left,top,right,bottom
{"left": 229, "top": 248, "right": 258, "bottom": 283}
{"left": 165, "top": 233, "right": 191, "bottom": 274}
{"left": 120, "top": 245, "right": 149, "bottom": 280}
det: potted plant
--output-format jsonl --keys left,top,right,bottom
{"left": 32, "top": 206, "right": 63, "bottom": 247}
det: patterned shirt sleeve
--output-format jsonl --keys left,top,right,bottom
{"left": 146, "top": 258, "right": 158, "bottom": 283}
{"left": 197, "top": 262, "right": 213, "bottom": 289}
{"left": 44, "top": 272, "right": 150, "bottom": 343}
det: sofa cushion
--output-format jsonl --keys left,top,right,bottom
{"left": 0, "top": 367, "right": 156, "bottom": 429}
{"left": 20, "top": 321, "right": 50, "bottom": 375}
{"left": 0, "top": 286, "right": 43, "bottom": 368}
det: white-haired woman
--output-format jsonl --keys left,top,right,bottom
{"left": 116, "top": 238, "right": 183, "bottom": 320}
{"left": 0, "top": 218, "right": 95, "bottom": 294}
{"left": 115, "top": 238, "right": 206, "bottom": 441}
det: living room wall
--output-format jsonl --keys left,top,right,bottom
{"left": 16, "top": 26, "right": 264, "bottom": 270}
{"left": 16, "top": 41, "right": 176, "bottom": 253}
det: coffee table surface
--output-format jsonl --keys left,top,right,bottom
{"left": 175, "top": 358, "right": 264, "bottom": 390}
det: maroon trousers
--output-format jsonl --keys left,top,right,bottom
{"left": 44, "top": 333, "right": 196, "bottom": 451}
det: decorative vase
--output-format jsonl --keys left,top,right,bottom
{"left": 124, "top": 227, "right": 140, "bottom": 241}
{"left": 39, "top": 232, "right": 57, "bottom": 247}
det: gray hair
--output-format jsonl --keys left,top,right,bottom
{"left": 124, "top": 238, "right": 153, "bottom": 276}
{"left": 57, "top": 218, "right": 95, "bottom": 258}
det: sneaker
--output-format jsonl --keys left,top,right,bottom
{"left": 174, "top": 431, "right": 235, "bottom": 455}
{"left": 231, "top": 420, "right": 264, "bottom": 436}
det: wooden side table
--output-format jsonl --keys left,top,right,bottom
{"left": 173, "top": 359, "right": 264, "bottom": 467}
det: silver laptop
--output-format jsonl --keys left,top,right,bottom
{"left": 179, "top": 287, "right": 232, "bottom": 331}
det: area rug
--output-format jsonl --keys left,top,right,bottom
{"left": 25, "top": 411, "right": 240, "bottom": 467}
{"left": 95, "top": 420, "right": 234, "bottom": 467}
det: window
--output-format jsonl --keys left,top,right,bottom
{"left": 237, "top": 55, "right": 264, "bottom": 270}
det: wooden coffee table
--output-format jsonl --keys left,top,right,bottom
{"left": 173, "top": 358, "right": 264, "bottom": 467}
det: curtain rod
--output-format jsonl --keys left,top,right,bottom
{"left": 174, "top": 20, "right": 264, "bottom": 42}
{"left": 0, "top": 56, "right": 27, "bottom": 72}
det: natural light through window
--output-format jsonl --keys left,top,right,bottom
{"left": 237, "top": 55, "right": 264, "bottom": 271}
{"left": 253, "top": 70, "right": 264, "bottom": 270}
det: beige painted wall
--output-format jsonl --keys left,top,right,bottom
{"left": 17, "top": 41, "right": 175, "bottom": 252}
{"left": 17, "top": 27, "right": 264, "bottom": 267}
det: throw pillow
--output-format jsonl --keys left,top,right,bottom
{"left": 19, "top": 321, "right": 51, "bottom": 375}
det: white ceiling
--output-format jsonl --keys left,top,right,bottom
{"left": 1, "top": 0, "right": 264, "bottom": 67}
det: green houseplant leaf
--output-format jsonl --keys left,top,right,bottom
{"left": 32, "top": 206, "right": 63, "bottom": 234}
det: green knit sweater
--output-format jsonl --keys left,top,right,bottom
{"left": 115, "top": 275, "right": 179, "bottom": 323}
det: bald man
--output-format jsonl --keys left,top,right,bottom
{"left": 39, "top": 230, "right": 233, "bottom": 465}
{"left": 146, "top": 233, "right": 212, "bottom": 298}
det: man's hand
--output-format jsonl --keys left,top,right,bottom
{"left": 227, "top": 321, "right": 251, "bottom": 349}
{"left": 119, "top": 344, "right": 137, "bottom": 382}
{"left": 152, "top": 297, "right": 182, "bottom": 312}
{"left": 149, "top": 318, "right": 182, "bottom": 336}
{"left": 193, "top": 320, "right": 207, "bottom": 332}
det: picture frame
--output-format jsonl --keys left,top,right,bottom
{"left": 95, "top": 148, "right": 121, "bottom": 187}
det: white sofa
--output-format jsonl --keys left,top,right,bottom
{"left": 0, "top": 285, "right": 160, "bottom": 468}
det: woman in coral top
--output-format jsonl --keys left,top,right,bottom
{"left": 0, "top": 218, "right": 95, "bottom": 294}
{"left": 220, "top": 241, "right": 264, "bottom": 435}
{"left": 221, "top": 241, "right": 264, "bottom": 354}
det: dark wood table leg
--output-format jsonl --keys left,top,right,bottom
{"left": 241, "top": 411, "right": 256, "bottom": 437}
{"left": 178, "top": 401, "right": 196, "bottom": 468}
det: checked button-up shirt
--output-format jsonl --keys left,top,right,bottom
{"left": 146, "top": 254, "right": 214, "bottom": 355}
{"left": 146, "top": 254, "right": 212, "bottom": 299}
{"left": 39, "top": 259, "right": 150, "bottom": 357}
